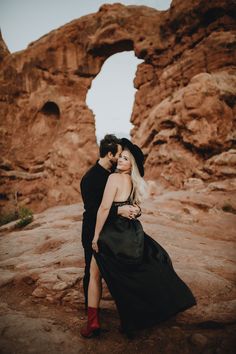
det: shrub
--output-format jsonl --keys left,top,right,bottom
{"left": 15, "top": 215, "right": 33, "bottom": 228}
{"left": 0, "top": 211, "right": 18, "bottom": 226}
{"left": 18, "top": 206, "right": 33, "bottom": 219}
{"left": 0, "top": 206, "right": 34, "bottom": 228}
{"left": 15, "top": 207, "right": 33, "bottom": 229}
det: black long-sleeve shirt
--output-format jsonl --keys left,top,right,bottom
{"left": 80, "top": 161, "right": 118, "bottom": 247}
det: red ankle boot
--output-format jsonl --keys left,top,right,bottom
{"left": 80, "top": 307, "right": 100, "bottom": 338}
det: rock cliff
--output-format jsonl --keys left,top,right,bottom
{"left": 0, "top": 0, "right": 235, "bottom": 212}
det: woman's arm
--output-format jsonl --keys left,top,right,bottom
{"left": 92, "top": 174, "right": 118, "bottom": 252}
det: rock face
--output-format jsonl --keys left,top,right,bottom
{"left": 0, "top": 30, "right": 10, "bottom": 62}
{"left": 0, "top": 0, "right": 236, "bottom": 212}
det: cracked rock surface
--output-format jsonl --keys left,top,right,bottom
{"left": 0, "top": 186, "right": 235, "bottom": 353}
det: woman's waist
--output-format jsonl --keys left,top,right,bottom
{"left": 103, "top": 215, "right": 142, "bottom": 231}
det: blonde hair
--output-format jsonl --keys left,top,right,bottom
{"left": 125, "top": 148, "right": 147, "bottom": 204}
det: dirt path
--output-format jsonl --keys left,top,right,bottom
{"left": 1, "top": 289, "right": 235, "bottom": 354}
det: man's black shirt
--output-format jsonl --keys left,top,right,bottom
{"left": 80, "top": 161, "right": 117, "bottom": 247}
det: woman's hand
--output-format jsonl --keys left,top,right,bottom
{"left": 92, "top": 237, "right": 99, "bottom": 253}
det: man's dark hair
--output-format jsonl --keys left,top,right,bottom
{"left": 99, "top": 134, "right": 121, "bottom": 158}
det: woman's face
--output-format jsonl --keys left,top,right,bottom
{"left": 117, "top": 150, "right": 132, "bottom": 173}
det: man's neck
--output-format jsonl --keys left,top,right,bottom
{"left": 98, "top": 157, "right": 112, "bottom": 172}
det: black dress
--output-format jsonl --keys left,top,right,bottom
{"left": 93, "top": 199, "right": 196, "bottom": 332}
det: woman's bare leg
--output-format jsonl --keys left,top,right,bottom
{"left": 87, "top": 256, "right": 102, "bottom": 308}
{"left": 80, "top": 256, "right": 102, "bottom": 337}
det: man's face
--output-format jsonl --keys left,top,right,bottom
{"left": 109, "top": 144, "right": 122, "bottom": 167}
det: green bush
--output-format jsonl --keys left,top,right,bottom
{"left": 18, "top": 206, "right": 33, "bottom": 219}
{"left": 0, "top": 211, "right": 18, "bottom": 226}
{"left": 0, "top": 206, "right": 33, "bottom": 228}
{"left": 15, "top": 207, "right": 33, "bottom": 229}
{"left": 15, "top": 215, "right": 33, "bottom": 228}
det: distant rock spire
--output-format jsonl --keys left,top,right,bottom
{"left": 0, "top": 29, "right": 10, "bottom": 63}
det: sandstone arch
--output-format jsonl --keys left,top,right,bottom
{"left": 0, "top": 0, "right": 235, "bottom": 212}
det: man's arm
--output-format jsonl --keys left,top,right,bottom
{"left": 80, "top": 174, "right": 100, "bottom": 216}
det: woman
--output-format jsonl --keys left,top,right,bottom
{"left": 80, "top": 138, "right": 196, "bottom": 338}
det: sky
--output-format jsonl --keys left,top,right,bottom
{"left": 0, "top": 0, "right": 172, "bottom": 141}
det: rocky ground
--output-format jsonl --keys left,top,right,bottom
{"left": 0, "top": 183, "right": 236, "bottom": 354}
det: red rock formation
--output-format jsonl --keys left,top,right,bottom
{"left": 0, "top": 30, "right": 10, "bottom": 62}
{"left": 0, "top": 0, "right": 235, "bottom": 212}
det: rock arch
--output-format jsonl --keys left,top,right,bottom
{"left": 0, "top": 0, "right": 235, "bottom": 212}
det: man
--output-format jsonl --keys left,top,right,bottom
{"left": 80, "top": 134, "right": 140, "bottom": 307}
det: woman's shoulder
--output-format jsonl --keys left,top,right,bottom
{"left": 108, "top": 173, "right": 121, "bottom": 182}
{"left": 104, "top": 174, "right": 120, "bottom": 191}
{"left": 107, "top": 173, "right": 129, "bottom": 184}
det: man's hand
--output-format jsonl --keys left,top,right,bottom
{"left": 133, "top": 204, "right": 141, "bottom": 218}
{"left": 118, "top": 205, "right": 141, "bottom": 219}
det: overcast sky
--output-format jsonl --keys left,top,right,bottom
{"left": 0, "top": 0, "right": 172, "bottom": 141}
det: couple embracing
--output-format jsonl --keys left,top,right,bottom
{"left": 80, "top": 134, "right": 196, "bottom": 339}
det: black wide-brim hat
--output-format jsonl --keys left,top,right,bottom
{"left": 121, "top": 138, "right": 144, "bottom": 177}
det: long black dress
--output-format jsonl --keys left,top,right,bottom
{"left": 93, "top": 199, "right": 196, "bottom": 332}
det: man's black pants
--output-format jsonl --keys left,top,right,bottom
{"left": 82, "top": 244, "right": 93, "bottom": 308}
